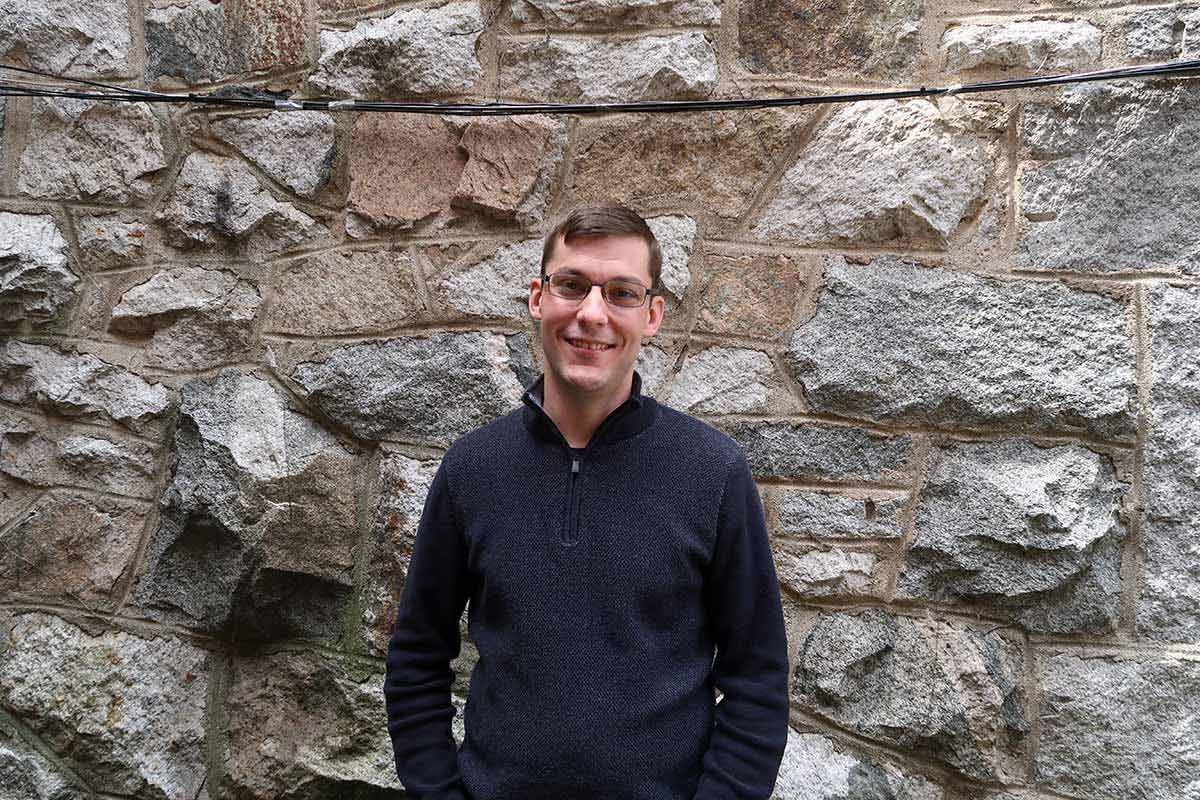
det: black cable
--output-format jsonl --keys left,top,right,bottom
{"left": 2, "top": 58, "right": 1199, "bottom": 116}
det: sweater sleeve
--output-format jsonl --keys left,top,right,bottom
{"left": 383, "top": 458, "right": 473, "bottom": 800}
{"left": 694, "top": 452, "right": 790, "bottom": 800}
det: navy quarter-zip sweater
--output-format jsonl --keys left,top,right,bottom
{"left": 383, "top": 371, "right": 789, "bottom": 799}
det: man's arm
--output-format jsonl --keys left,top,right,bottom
{"left": 383, "top": 459, "right": 473, "bottom": 800}
{"left": 694, "top": 452, "right": 790, "bottom": 800}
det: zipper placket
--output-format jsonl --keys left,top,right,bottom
{"left": 563, "top": 455, "right": 581, "bottom": 546}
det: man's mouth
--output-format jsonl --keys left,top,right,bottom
{"left": 565, "top": 337, "right": 615, "bottom": 352}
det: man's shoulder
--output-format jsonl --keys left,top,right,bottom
{"left": 442, "top": 404, "right": 528, "bottom": 463}
{"left": 651, "top": 399, "right": 746, "bottom": 469}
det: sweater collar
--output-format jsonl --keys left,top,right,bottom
{"left": 521, "top": 371, "right": 657, "bottom": 447}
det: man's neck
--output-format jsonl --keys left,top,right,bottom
{"left": 541, "top": 372, "right": 633, "bottom": 449}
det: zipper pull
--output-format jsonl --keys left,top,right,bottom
{"left": 571, "top": 458, "right": 580, "bottom": 474}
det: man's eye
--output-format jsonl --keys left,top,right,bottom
{"left": 559, "top": 278, "right": 585, "bottom": 291}
{"left": 613, "top": 288, "right": 637, "bottom": 299}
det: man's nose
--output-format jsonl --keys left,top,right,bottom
{"left": 576, "top": 284, "right": 609, "bottom": 322}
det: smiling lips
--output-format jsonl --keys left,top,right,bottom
{"left": 566, "top": 336, "right": 615, "bottom": 352}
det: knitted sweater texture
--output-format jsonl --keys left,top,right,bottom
{"left": 383, "top": 371, "right": 790, "bottom": 799}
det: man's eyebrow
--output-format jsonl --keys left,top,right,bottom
{"left": 553, "top": 267, "right": 646, "bottom": 283}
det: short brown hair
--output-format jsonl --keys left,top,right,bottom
{"left": 541, "top": 204, "right": 662, "bottom": 291}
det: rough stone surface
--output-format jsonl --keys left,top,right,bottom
{"left": 213, "top": 112, "right": 337, "bottom": 198}
{"left": 108, "top": 266, "right": 262, "bottom": 371}
{"left": 512, "top": 0, "right": 720, "bottom": 27}
{"left": 773, "top": 546, "right": 879, "bottom": 598}
{"left": 0, "top": 418, "right": 158, "bottom": 500}
{"left": 899, "top": 439, "right": 1127, "bottom": 633}
{"left": 223, "top": 650, "right": 401, "bottom": 797}
{"left": 724, "top": 421, "right": 912, "bottom": 482}
{"left": 0, "top": 723, "right": 83, "bottom": 800}
{"left": 1138, "top": 284, "right": 1200, "bottom": 641}
{"left": 794, "top": 609, "right": 1027, "bottom": 781}
{"left": 646, "top": 215, "right": 696, "bottom": 302}
{"left": 453, "top": 115, "right": 566, "bottom": 225}
{"left": 697, "top": 251, "right": 808, "bottom": 339}
{"left": 265, "top": 248, "right": 423, "bottom": 335}
{"left": 665, "top": 346, "right": 790, "bottom": 414}
{"left": 775, "top": 489, "right": 907, "bottom": 539}
{"left": 572, "top": 109, "right": 808, "bottom": 221}
{"left": 19, "top": 99, "right": 166, "bottom": 203}
{"left": 145, "top": 0, "right": 307, "bottom": 83}
{"left": 1037, "top": 653, "right": 1200, "bottom": 800}
{"left": 73, "top": 212, "right": 146, "bottom": 271}
{"left": 501, "top": 32, "right": 718, "bottom": 102}
{"left": 0, "top": 341, "right": 170, "bottom": 432}
{"left": 156, "top": 152, "right": 321, "bottom": 254}
{"left": 1124, "top": 6, "right": 1200, "bottom": 59}
{"left": 739, "top": 0, "right": 922, "bottom": 77}
{"left": 347, "top": 115, "right": 467, "bottom": 234}
{"left": 942, "top": 21, "right": 1102, "bottom": 71}
{"left": 1019, "top": 82, "right": 1200, "bottom": 274}
{"left": 635, "top": 344, "right": 672, "bottom": 397}
{"left": 292, "top": 332, "right": 532, "bottom": 446}
{"left": 0, "top": 492, "right": 145, "bottom": 610}
{"left": 439, "top": 238, "right": 541, "bottom": 319}
{"left": 311, "top": 2, "right": 484, "bottom": 97}
{"left": 0, "top": 212, "right": 78, "bottom": 325}
{"left": 362, "top": 450, "right": 440, "bottom": 655}
{"left": 787, "top": 257, "right": 1137, "bottom": 438}
{"left": 754, "top": 101, "right": 988, "bottom": 246}
{"left": 0, "top": 614, "right": 208, "bottom": 800}
{"left": 771, "top": 728, "right": 944, "bottom": 800}
{"left": 134, "top": 370, "right": 359, "bottom": 640}
{"left": 0, "top": 0, "right": 132, "bottom": 77}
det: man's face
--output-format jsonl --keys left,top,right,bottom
{"left": 529, "top": 233, "right": 664, "bottom": 399}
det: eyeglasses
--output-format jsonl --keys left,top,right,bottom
{"left": 541, "top": 272, "right": 658, "bottom": 309}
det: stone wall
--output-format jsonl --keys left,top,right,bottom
{"left": 0, "top": 0, "right": 1197, "bottom": 798}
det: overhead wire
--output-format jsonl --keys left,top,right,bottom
{"left": 0, "top": 58, "right": 1198, "bottom": 116}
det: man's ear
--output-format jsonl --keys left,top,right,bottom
{"left": 528, "top": 276, "right": 543, "bottom": 321}
{"left": 643, "top": 293, "right": 665, "bottom": 337}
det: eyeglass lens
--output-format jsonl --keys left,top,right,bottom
{"left": 546, "top": 274, "right": 647, "bottom": 307}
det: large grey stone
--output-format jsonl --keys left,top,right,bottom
{"left": 1124, "top": 6, "right": 1200, "bottom": 59}
{"left": 291, "top": 332, "right": 533, "bottom": 446}
{"left": 265, "top": 248, "right": 424, "bottom": 335}
{"left": 0, "top": 613, "right": 208, "bottom": 800}
{"left": 362, "top": 450, "right": 440, "bottom": 655}
{"left": 1138, "top": 284, "right": 1200, "bottom": 641}
{"left": 754, "top": 101, "right": 988, "bottom": 246}
{"left": 0, "top": 0, "right": 132, "bottom": 77}
{"left": 0, "top": 717, "right": 84, "bottom": 800}
{"left": 222, "top": 650, "right": 401, "bottom": 797}
{"left": 134, "top": 370, "right": 359, "bottom": 640}
{"left": 772, "top": 728, "right": 944, "bottom": 800}
{"left": 501, "top": 32, "right": 718, "bottom": 102}
{"left": 723, "top": 421, "right": 913, "bottom": 482}
{"left": 787, "top": 257, "right": 1137, "bottom": 438}
{"left": 0, "top": 418, "right": 158, "bottom": 500}
{"left": 738, "top": 0, "right": 922, "bottom": 78}
{"left": 942, "top": 20, "right": 1102, "bottom": 71}
{"left": 773, "top": 546, "right": 880, "bottom": 598}
{"left": 665, "top": 346, "right": 793, "bottom": 414}
{"left": 0, "top": 212, "right": 78, "bottom": 325}
{"left": 646, "top": 215, "right": 696, "bottom": 302}
{"left": 108, "top": 266, "right": 262, "bottom": 371}
{"left": 439, "top": 238, "right": 541, "bottom": 320}
{"left": 19, "top": 99, "right": 166, "bottom": 203}
{"left": 794, "top": 609, "right": 1027, "bottom": 782}
{"left": 512, "top": 0, "right": 720, "bottom": 27}
{"left": 635, "top": 345, "right": 672, "bottom": 398}
{"left": 899, "top": 439, "right": 1127, "bottom": 633}
{"left": 311, "top": 2, "right": 484, "bottom": 97}
{"left": 1018, "top": 81, "right": 1200, "bottom": 274}
{"left": 156, "top": 152, "right": 321, "bottom": 254}
{"left": 774, "top": 488, "right": 907, "bottom": 540}
{"left": 0, "top": 341, "right": 169, "bottom": 432}
{"left": 0, "top": 492, "right": 145, "bottom": 611}
{"left": 212, "top": 112, "right": 336, "bottom": 198}
{"left": 1037, "top": 653, "right": 1200, "bottom": 800}
{"left": 73, "top": 212, "right": 146, "bottom": 271}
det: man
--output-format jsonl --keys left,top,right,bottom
{"left": 383, "top": 204, "right": 789, "bottom": 799}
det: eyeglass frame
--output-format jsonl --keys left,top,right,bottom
{"left": 538, "top": 271, "right": 661, "bottom": 309}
